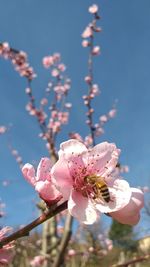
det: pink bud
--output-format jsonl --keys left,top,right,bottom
{"left": 82, "top": 40, "right": 90, "bottom": 47}
{"left": 92, "top": 46, "right": 100, "bottom": 55}
{"left": 68, "top": 249, "right": 76, "bottom": 256}
{"left": 88, "top": 4, "right": 99, "bottom": 14}
{"left": 84, "top": 76, "right": 92, "bottom": 83}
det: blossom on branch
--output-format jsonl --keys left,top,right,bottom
{"left": 22, "top": 158, "right": 62, "bottom": 206}
{"left": 30, "top": 255, "right": 47, "bottom": 267}
{"left": 51, "top": 139, "right": 144, "bottom": 225}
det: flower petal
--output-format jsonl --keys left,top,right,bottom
{"left": 68, "top": 190, "right": 99, "bottom": 224}
{"left": 59, "top": 139, "right": 88, "bottom": 158}
{"left": 110, "top": 188, "right": 144, "bottom": 225}
{"left": 35, "top": 181, "right": 62, "bottom": 204}
{"left": 36, "top": 157, "right": 52, "bottom": 182}
{"left": 83, "top": 142, "right": 120, "bottom": 176}
{"left": 51, "top": 158, "right": 73, "bottom": 200}
{"left": 96, "top": 179, "right": 131, "bottom": 213}
{"left": 58, "top": 140, "right": 88, "bottom": 178}
{"left": 22, "top": 163, "right": 36, "bottom": 186}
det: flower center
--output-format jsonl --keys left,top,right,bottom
{"left": 77, "top": 174, "right": 110, "bottom": 202}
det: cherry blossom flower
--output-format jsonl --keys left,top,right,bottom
{"left": 42, "top": 56, "right": 54, "bottom": 68}
{"left": 68, "top": 249, "right": 76, "bottom": 256}
{"left": 82, "top": 40, "right": 90, "bottom": 47}
{"left": 0, "top": 126, "right": 7, "bottom": 134}
{"left": 108, "top": 109, "right": 117, "bottom": 118}
{"left": 0, "top": 227, "right": 14, "bottom": 266}
{"left": 88, "top": 4, "right": 99, "bottom": 14}
{"left": 22, "top": 158, "right": 62, "bottom": 206}
{"left": 82, "top": 26, "right": 93, "bottom": 39}
{"left": 51, "top": 139, "right": 140, "bottom": 224}
{"left": 30, "top": 255, "right": 46, "bottom": 267}
{"left": 92, "top": 46, "right": 100, "bottom": 55}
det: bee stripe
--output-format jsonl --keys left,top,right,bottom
{"left": 102, "top": 192, "right": 109, "bottom": 196}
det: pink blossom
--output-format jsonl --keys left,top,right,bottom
{"left": 42, "top": 56, "right": 54, "bottom": 68}
{"left": 108, "top": 109, "right": 117, "bottom": 118}
{"left": 48, "top": 120, "right": 61, "bottom": 133}
{"left": 51, "top": 139, "right": 135, "bottom": 224}
{"left": 0, "top": 126, "right": 7, "bottom": 134}
{"left": 99, "top": 115, "right": 108, "bottom": 123}
{"left": 30, "top": 255, "right": 46, "bottom": 267}
{"left": 85, "top": 76, "right": 92, "bottom": 84}
{"left": 82, "top": 26, "right": 93, "bottom": 39}
{"left": 51, "top": 68, "right": 59, "bottom": 77}
{"left": 91, "top": 84, "right": 100, "bottom": 96}
{"left": 22, "top": 158, "right": 62, "bottom": 206}
{"left": 82, "top": 40, "right": 90, "bottom": 47}
{"left": 40, "top": 98, "right": 48, "bottom": 106}
{"left": 65, "top": 102, "right": 72, "bottom": 109}
{"left": 53, "top": 53, "right": 61, "bottom": 63}
{"left": 0, "top": 227, "right": 14, "bottom": 266}
{"left": 110, "top": 188, "right": 144, "bottom": 225}
{"left": 68, "top": 249, "right": 76, "bottom": 256}
{"left": 25, "top": 87, "right": 31, "bottom": 94}
{"left": 88, "top": 4, "right": 99, "bottom": 14}
{"left": 69, "top": 132, "right": 83, "bottom": 143}
{"left": 58, "top": 63, "right": 66, "bottom": 72}
{"left": 92, "top": 46, "right": 100, "bottom": 55}
{"left": 84, "top": 135, "right": 93, "bottom": 147}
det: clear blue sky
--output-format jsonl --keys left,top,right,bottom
{"left": 0, "top": 0, "right": 150, "bottom": 236}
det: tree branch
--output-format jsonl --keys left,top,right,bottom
{"left": 0, "top": 201, "right": 68, "bottom": 248}
{"left": 113, "top": 254, "right": 150, "bottom": 267}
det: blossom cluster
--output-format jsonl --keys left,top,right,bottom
{"left": 0, "top": 42, "right": 36, "bottom": 80}
{"left": 25, "top": 53, "right": 72, "bottom": 152}
{"left": 22, "top": 139, "right": 144, "bottom": 226}
{"left": 77, "top": 4, "right": 117, "bottom": 148}
{"left": 30, "top": 255, "right": 47, "bottom": 267}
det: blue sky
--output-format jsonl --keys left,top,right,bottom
{"left": 0, "top": 0, "right": 150, "bottom": 236}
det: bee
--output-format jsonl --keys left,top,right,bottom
{"left": 85, "top": 175, "right": 110, "bottom": 203}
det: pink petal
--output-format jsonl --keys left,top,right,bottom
{"left": 36, "top": 157, "right": 52, "bottom": 182}
{"left": 96, "top": 179, "right": 131, "bottom": 213}
{"left": 110, "top": 188, "right": 144, "bottom": 225}
{"left": 83, "top": 142, "right": 120, "bottom": 176}
{"left": 59, "top": 139, "right": 87, "bottom": 158}
{"left": 35, "top": 181, "right": 62, "bottom": 204}
{"left": 51, "top": 159, "right": 73, "bottom": 200}
{"left": 22, "top": 163, "right": 36, "bottom": 186}
{"left": 58, "top": 140, "right": 88, "bottom": 178}
{"left": 68, "top": 190, "right": 98, "bottom": 224}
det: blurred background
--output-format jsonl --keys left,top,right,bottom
{"left": 0, "top": 1, "right": 150, "bottom": 266}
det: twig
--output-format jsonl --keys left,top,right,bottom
{"left": 112, "top": 254, "right": 150, "bottom": 267}
{"left": 0, "top": 201, "right": 67, "bottom": 248}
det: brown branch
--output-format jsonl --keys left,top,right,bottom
{"left": 0, "top": 201, "right": 68, "bottom": 248}
{"left": 112, "top": 254, "right": 150, "bottom": 267}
